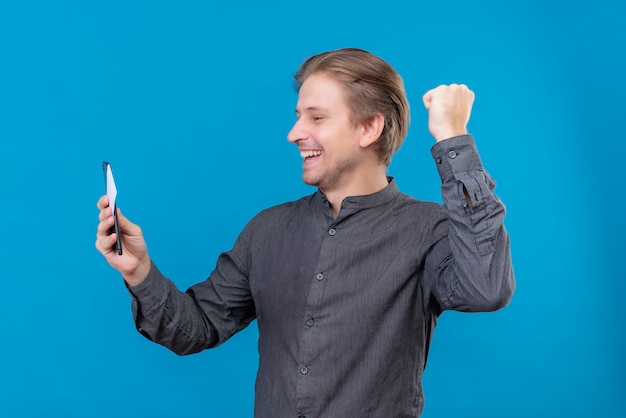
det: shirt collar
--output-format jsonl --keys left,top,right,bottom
{"left": 316, "top": 177, "right": 399, "bottom": 211}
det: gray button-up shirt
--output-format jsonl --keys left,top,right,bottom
{"left": 128, "top": 134, "right": 515, "bottom": 417}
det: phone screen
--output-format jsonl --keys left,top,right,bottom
{"left": 102, "top": 162, "right": 123, "bottom": 255}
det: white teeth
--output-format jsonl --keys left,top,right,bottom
{"left": 300, "top": 150, "right": 323, "bottom": 158}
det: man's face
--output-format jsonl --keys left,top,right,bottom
{"left": 287, "top": 72, "right": 363, "bottom": 192}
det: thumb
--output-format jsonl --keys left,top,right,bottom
{"left": 116, "top": 208, "right": 140, "bottom": 236}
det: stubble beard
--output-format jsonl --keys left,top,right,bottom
{"left": 302, "top": 153, "right": 359, "bottom": 193}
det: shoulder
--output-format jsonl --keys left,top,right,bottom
{"left": 389, "top": 190, "right": 448, "bottom": 239}
{"left": 259, "top": 193, "right": 315, "bottom": 216}
{"left": 394, "top": 190, "right": 442, "bottom": 216}
{"left": 384, "top": 178, "right": 442, "bottom": 217}
{"left": 245, "top": 193, "right": 316, "bottom": 231}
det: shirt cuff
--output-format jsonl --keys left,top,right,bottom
{"left": 126, "top": 261, "right": 167, "bottom": 311}
{"left": 430, "top": 134, "right": 485, "bottom": 183}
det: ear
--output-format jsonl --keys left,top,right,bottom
{"left": 359, "top": 113, "right": 385, "bottom": 148}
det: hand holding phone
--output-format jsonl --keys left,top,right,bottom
{"left": 102, "top": 162, "right": 123, "bottom": 255}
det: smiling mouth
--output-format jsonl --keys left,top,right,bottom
{"left": 300, "top": 150, "right": 323, "bottom": 159}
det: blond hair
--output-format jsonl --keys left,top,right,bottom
{"left": 294, "top": 48, "right": 410, "bottom": 166}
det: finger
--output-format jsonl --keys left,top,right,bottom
{"left": 98, "top": 206, "right": 113, "bottom": 222}
{"left": 96, "top": 216, "right": 115, "bottom": 237}
{"left": 422, "top": 89, "right": 435, "bottom": 109}
{"left": 97, "top": 195, "right": 110, "bottom": 210}
{"left": 95, "top": 231, "right": 118, "bottom": 254}
{"left": 422, "top": 85, "right": 447, "bottom": 109}
{"left": 467, "top": 88, "right": 475, "bottom": 103}
{"left": 451, "top": 84, "right": 474, "bottom": 102}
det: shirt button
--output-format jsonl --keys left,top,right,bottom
{"left": 306, "top": 318, "right": 314, "bottom": 327}
{"left": 321, "top": 196, "right": 327, "bottom": 204}
{"left": 448, "top": 150, "right": 457, "bottom": 159}
{"left": 300, "top": 366, "right": 309, "bottom": 375}
{"left": 436, "top": 157, "right": 442, "bottom": 164}
{"left": 316, "top": 273, "right": 324, "bottom": 281}
{"left": 328, "top": 228, "right": 336, "bottom": 236}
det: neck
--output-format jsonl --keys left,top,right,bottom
{"left": 322, "top": 166, "right": 389, "bottom": 218}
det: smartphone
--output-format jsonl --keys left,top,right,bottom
{"left": 102, "top": 162, "right": 123, "bottom": 255}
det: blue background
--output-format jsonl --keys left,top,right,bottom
{"left": 1, "top": 1, "right": 624, "bottom": 417}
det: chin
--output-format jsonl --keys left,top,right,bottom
{"left": 301, "top": 173, "right": 320, "bottom": 188}
{"left": 302, "top": 179, "right": 320, "bottom": 188}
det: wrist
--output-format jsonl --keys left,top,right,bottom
{"left": 433, "top": 128, "right": 467, "bottom": 143}
{"left": 123, "top": 257, "right": 152, "bottom": 287}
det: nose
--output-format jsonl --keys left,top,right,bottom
{"left": 287, "top": 118, "right": 306, "bottom": 143}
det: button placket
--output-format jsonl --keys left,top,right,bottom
{"left": 296, "top": 220, "right": 337, "bottom": 412}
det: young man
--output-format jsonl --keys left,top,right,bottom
{"left": 96, "top": 48, "right": 515, "bottom": 417}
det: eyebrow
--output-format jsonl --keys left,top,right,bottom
{"left": 295, "top": 106, "right": 329, "bottom": 115}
